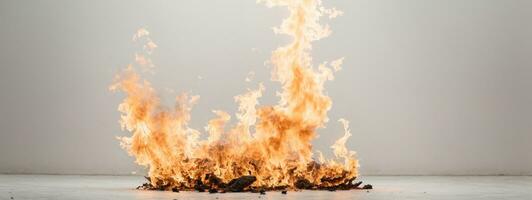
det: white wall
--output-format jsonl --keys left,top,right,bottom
{"left": 0, "top": 0, "right": 531, "bottom": 175}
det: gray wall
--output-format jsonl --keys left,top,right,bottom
{"left": 0, "top": 0, "right": 531, "bottom": 175}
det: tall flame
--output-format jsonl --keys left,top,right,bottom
{"left": 111, "top": 0, "right": 358, "bottom": 190}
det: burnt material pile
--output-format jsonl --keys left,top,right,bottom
{"left": 137, "top": 175, "right": 372, "bottom": 193}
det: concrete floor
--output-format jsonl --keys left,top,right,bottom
{"left": 0, "top": 175, "right": 531, "bottom": 200}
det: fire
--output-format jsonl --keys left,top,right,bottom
{"left": 110, "top": 0, "right": 360, "bottom": 191}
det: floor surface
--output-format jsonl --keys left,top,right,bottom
{"left": 0, "top": 175, "right": 531, "bottom": 200}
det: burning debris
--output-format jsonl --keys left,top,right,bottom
{"left": 137, "top": 174, "right": 372, "bottom": 192}
{"left": 112, "top": 0, "right": 371, "bottom": 193}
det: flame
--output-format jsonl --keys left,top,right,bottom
{"left": 111, "top": 0, "right": 358, "bottom": 190}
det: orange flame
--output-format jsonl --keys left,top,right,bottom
{"left": 111, "top": 0, "right": 357, "bottom": 190}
